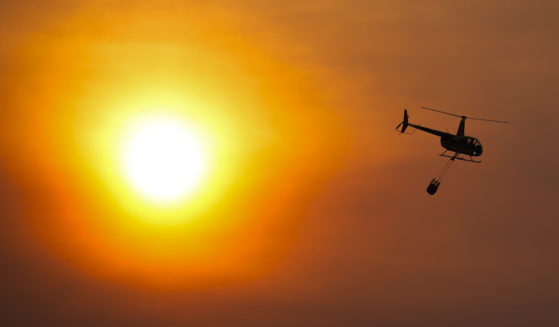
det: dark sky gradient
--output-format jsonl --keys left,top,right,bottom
{"left": 1, "top": 1, "right": 559, "bottom": 326}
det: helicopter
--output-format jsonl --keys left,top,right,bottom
{"left": 396, "top": 106, "right": 509, "bottom": 194}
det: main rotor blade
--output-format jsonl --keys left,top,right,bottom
{"left": 421, "top": 106, "right": 510, "bottom": 124}
{"left": 467, "top": 117, "right": 510, "bottom": 124}
{"left": 420, "top": 106, "right": 463, "bottom": 118}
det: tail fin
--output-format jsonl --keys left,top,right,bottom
{"left": 396, "top": 109, "right": 409, "bottom": 133}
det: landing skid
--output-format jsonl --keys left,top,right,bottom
{"left": 439, "top": 151, "right": 482, "bottom": 163}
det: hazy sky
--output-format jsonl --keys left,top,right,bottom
{"left": 1, "top": 1, "right": 559, "bottom": 326}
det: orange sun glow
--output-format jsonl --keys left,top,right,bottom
{"left": 120, "top": 115, "right": 209, "bottom": 204}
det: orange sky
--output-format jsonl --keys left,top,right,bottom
{"left": 1, "top": 1, "right": 559, "bottom": 326}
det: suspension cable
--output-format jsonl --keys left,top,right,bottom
{"left": 434, "top": 157, "right": 455, "bottom": 180}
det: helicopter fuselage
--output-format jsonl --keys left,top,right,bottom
{"left": 404, "top": 121, "right": 483, "bottom": 157}
{"left": 440, "top": 135, "right": 482, "bottom": 156}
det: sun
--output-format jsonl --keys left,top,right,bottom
{"left": 121, "top": 116, "right": 208, "bottom": 204}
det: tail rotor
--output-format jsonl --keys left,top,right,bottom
{"left": 396, "top": 109, "right": 409, "bottom": 133}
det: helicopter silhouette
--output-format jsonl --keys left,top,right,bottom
{"left": 396, "top": 106, "right": 509, "bottom": 163}
{"left": 396, "top": 106, "right": 509, "bottom": 194}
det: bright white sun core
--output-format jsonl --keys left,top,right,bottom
{"left": 121, "top": 116, "right": 208, "bottom": 203}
